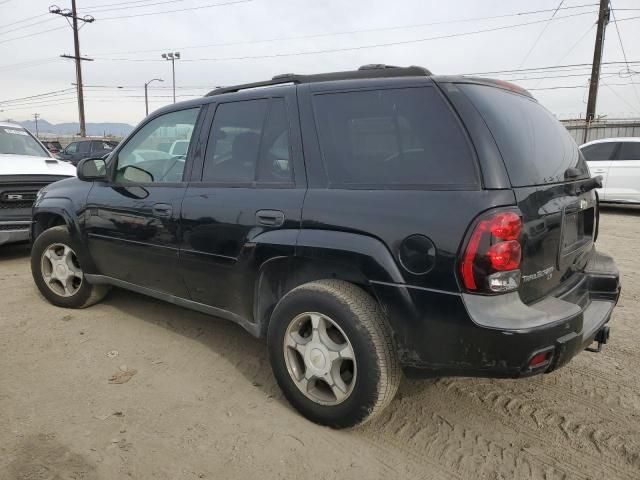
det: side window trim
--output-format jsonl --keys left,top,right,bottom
{"left": 108, "top": 105, "right": 203, "bottom": 185}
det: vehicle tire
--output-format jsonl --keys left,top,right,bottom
{"left": 267, "top": 279, "right": 400, "bottom": 428}
{"left": 31, "top": 225, "right": 109, "bottom": 309}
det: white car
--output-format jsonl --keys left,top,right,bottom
{"left": 0, "top": 122, "right": 76, "bottom": 245}
{"left": 581, "top": 137, "right": 640, "bottom": 204}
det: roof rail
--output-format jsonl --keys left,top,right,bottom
{"left": 205, "top": 64, "right": 431, "bottom": 97}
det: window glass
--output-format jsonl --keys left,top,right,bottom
{"left": 115, "top": 108, "right": 200, "bottom": 183}
{"left": 0, "top": 127, "right": 49, "bottom": 157}
{"left": 65, "top": 142, "right": 78, "bottom": 154}
{"left": 618, "top": 142, "right": 640, "bottom": 160}
{"left": 581, "top": 142, "right": 618, "bottom": 161}
{"left": 258, "top": 99, "right": 291, "bottom": 182}
{"left": 203, "top": 99, "right": 269, "bottom": 182}
{"left": 460, "top": 84, "right": 589, "bottom": 186}
{"left": 78, "top": 142, "right": 91, "bottom": 154}
{"left": 312, "top": 87, "right": 476, "bottom": 187}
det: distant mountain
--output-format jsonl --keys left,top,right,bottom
{"left": 5, "top": 118, "right": 135, "bottom": 137}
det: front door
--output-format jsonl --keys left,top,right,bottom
{"left": 84, "top": 107, "right": 203, "bottom": 296}
{"left": 605, "top": 141, "right": 640, "bottom": 203}
{"left": 180, "top": 92, "right": 306, "bottom": 321}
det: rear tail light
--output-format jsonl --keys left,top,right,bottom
{"left": 460, "top": 209, "right": 523, "bottom": 294}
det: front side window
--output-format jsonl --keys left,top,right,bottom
{"left": 312, "top": 87, "right": 477, "bottom": 188}
{"left": 115, "top": 108, "right": 200, "bottom": 183}
{"left": 581, "top": 142, "right": 618, "bottom": 161}
{"left": 0, "top": 127, "right": 49, "bottom": 157}
{"left": 618, "top": 142, "right": 640, "bottom": 160}
{"left": 78, "top": 142, "right": 91, "bottom": 154}
{"left": 202, "top": 98, "right": 292, "bottom": 183}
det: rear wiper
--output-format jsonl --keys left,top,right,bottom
{"left": 564, "top": 167, "right": 582, "bottom": 179}
{"left": 579, "top": 175, "right": 603, "bottom": 193}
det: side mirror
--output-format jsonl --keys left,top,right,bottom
{"left": 77, "top": 157, "right": 107, "bottom": 181}
{"left": 120, "top": 165, "right": 154, "bottom": 183}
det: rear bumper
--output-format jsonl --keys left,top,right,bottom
{"left": 373, "top": 250, "right": 620, "bottom": 378}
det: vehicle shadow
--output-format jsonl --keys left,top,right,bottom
{"left": 104, "top": 287, "right": 288, "bottom": 405}
{"left": 0, "top": 242, "right": 30, "bottom": 261}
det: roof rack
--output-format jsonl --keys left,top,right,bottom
{"left": 205, "top": 64, "right": 431, "bottom": 96}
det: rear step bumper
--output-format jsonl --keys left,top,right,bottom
{"left": 380, "top": 251, "right": 620, "bottom": 378}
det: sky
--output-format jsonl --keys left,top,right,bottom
{"left": 1, "top": 0, "right": 640, "bottom": 126}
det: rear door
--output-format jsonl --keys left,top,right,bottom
{"left": 605, "top": 141, "right": 640, "bottom": 203}
{"left": 179, "top": 90, "right": 306, "bottom": 321}
{"left": 458, "top": 83, "right": 596, "bottom": 304}
{"left": 581, "top": 141, "right": 619, "bottom": 200}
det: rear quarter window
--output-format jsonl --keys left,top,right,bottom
{"left": 460, "top": 84, "right": 589, "bottom": 186}
{"left": 311, "top": 86, "right": 478, "bottom": 189}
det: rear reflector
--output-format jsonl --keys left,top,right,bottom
{"left": 529, "top": 351, "right": 551, "bottom": 367}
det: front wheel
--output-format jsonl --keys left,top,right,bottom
{"left": 31, "top": 226, "right": 109, "bottom": 308}
{"left": 267, "top": 280, "right": 400, "bottom": 428}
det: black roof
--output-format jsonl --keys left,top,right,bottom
{"left": 205, "top": 64, "right": 432, "bottom": 97}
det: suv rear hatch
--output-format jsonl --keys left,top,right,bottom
{"left": 458, "top": 82, "right": 596, "bottom": 304}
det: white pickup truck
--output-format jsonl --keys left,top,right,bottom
{"left": 0, "top": 122, "right": 76, "bottom": 246}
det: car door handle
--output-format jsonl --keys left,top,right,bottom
{"left": 592, "top": 169, "right": 607, "bottom": 173}
{"left": 256, "top": 209, "right": 285, "bottom": 227}
{"left": 152, "top": 203, "right": 173, "bottom": 217}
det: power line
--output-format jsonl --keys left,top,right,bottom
{"left": 0, "top": 58, "right": 61, "bottom": 72}
{"left": 93, "top": 10, "right": 600, "bottom": 63}
{"left": 80, "top": 0, "right": 176, "bottom": 9}
{"left": 0, "top": 12, "right": 48, "bottom": 30}
{"left": 518, "top": 0, "right": 565, "bottom": 68}
{"left": 98, "top": 0, "right": 252, "bottom": 21}
{"left": 80, "top": 0, "right": 185, "bottom": 14}
{"left": 92, "top": 4, "right": 600, "bottom": 57}
{"left": 0, "top": 17, "right": 58, "bottom": 36}
{"left": 464, "top": 60, "right": 640, "bottom": 76}
{"left": 0, "top": 26, "right": 66, "bottom": 46}
{"left": 0, "top": 88, "right": 76, "bottom": 105}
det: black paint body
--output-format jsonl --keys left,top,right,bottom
{"left": 32, "top": 74, "right": 621, "bottom": 377}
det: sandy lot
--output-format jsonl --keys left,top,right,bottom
{"left": 1, "top": 207, "right": 639, "bottom": 480}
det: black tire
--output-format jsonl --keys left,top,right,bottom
{"left": 31, "top": 225, "right": 109, "bottom": 308}
{"left": 267, "top": 279, "right": 400, "bottom": 428}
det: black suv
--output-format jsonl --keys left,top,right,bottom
{"left": 30, "top": 65, "right": 620, "bottom": 428}
{"left": 56, "top": 139, "right": 117, "bottom": 165}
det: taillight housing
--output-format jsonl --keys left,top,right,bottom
{"left": 460, "top": 209, "right": 523, "bottom": 294}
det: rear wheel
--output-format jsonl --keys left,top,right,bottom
{"left": 31, "top": 226, "right": 109, "bottom": 308}
{"left": 268, "top": 280, "right": 400, "bottom": 428}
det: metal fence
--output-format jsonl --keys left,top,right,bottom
{"left": 561, "top": 119, "right": 640, "bottom": 145}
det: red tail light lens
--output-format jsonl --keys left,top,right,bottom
{"left": 490, "top": 212, "right": 521, "bottom": 240}
{"left": 487, "top": 240, "right": 521, "bottom": 270}
{"left": 460, "top": 209, "right": 523, "bottom": 293}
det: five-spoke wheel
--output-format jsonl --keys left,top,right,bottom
{"left": 40, "top": 243, "right": 83, "bottom": 297}
{"left": 284, "top": 312, "right": 356, "bottom": 405}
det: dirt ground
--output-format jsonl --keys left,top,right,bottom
{"left": 1, "top": 207, "right": 639, "bottom": 480}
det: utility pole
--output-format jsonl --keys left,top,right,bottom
{"left": 144, "top": 78, "right": 164, "bottom": 116}
{"left": 33, "top": 113, "right": 40, "bottom": 138}
{"left": 585, "top": 0, "right": 610, "bottom": 125}
{"left": 50, "top": 3, "right": 94, "bottom": 137}
{"left": 161, "top": 52, "right": 181, "bottom": 103}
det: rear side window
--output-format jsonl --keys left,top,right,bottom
{"left": 581, "top": 142, "right": 618, "bottom": 161}
{"left": 312, "top": 87, "right": 477, "bottom": 188}
{"left": 618, "top": 142, "right": 640, "bottom": 160}
{"left": 460, "top": 84, "right": 589, "bottom": 186}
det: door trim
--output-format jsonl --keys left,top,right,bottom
{"left": 85, "top": 274, "right": 260, "bottom": 337}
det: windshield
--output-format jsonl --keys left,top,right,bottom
{"left": 0, "top": 127, "right": 49, "bottom": 157}
{"left": 459, "top": 84, "right": 589, "bottom": 186}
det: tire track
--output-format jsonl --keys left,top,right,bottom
{"left": 439, "top": 378, "right": 640, "bottom": 477}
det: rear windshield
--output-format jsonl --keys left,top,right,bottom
{"left": 312, "top": 86, "right": 477, "bottom": 188}
{"left": 460, "top": 84, "right": 589, "bottom": 186}
{"left": 0, "top": 127, "right": 49, "bottom": 157}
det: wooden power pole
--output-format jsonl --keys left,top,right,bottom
{"left": 585, "top": 0, "right": 610, "bottom": 123}
{"left": 50, "top": 2, "right": 94, "bottom": 137}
